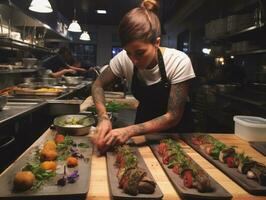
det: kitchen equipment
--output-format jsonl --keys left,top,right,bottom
{"left": 23, "top": 77, "right": 60, "bottom": 86}
{"left": 105, "top": 91, "right": 125, "bottom": 99}
{"left": 0, "top": 95, "right": 7, "bottom": 110}
{"left": 24, "top": 77, "right": 37, "bottom": 83}
{"left": 22, "top": 58, "right": 38, "bottom": 68}
{"left": 53, "top": 114, "right": 96, "bottom": 136}
{"left": 233, "top": 115, "right": 266, "bottom": 141}
{"left": 13, "top": 87, "right": 63, "bottom": 96}
{"left": 63, "top": 76, "right": 84, "bottom": 85}
{"left": 47, "top": 99, "right": 83, "bottom": 116}
{"left": 40, "top": 77, "right": 59, "bottom": 85}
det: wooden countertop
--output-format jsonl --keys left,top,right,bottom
{"left": 87, "top": 134, "right": 266, "bottom": 200}
{"left": 2, "top": 130, "right": 266, "bottom": 200}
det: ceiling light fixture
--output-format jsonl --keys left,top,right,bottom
{"left": 68, "top": 20, "right": 82, "bottom": 32}
{"left": 29, "top": 0, "right": 53, "bottom": 13}
{"left": 96, "top": 10, "right": 107, "bottom": 14}
{"left": 80, "top": 31, "right": 91, "bottom": 41}
{"left": 68, "top": 8, "right": 82, "bottom": 32}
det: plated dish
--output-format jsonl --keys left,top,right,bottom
{"left": 106, "top": 145, "right": 163, "bottom": 199}
{"left": 182, "top": 134, "right": 266, "bottom": 195}
{"left": 150, "top": 139, "right": 232, "bottom": 200}
{"left": 0, "top": 133, "right": 93, "bottom": 199}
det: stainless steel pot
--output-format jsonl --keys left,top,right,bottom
{"left": 40, "top": 77, "right": 59, "bottom": 85}
{"left": 63, "top": 76, "right": 84, "bottom": 85}
{"left": 24, "top": 77, "right": 59, "bottom": 86}
{"left": 53, "top": 114, "right": 96, "bottom": 136}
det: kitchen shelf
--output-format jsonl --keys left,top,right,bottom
{"left": 216, "top": 93, "right": 266, "bottom": 108}
{"left": 230, "top": 49, "right": 266, "bottom": 56}
{"left": 222, "top": 24, "right": 265, "bottom": 39}
{"left": 0, "top": 37, "right": 53, "bottom": 53}
{"left": 205, "top": 23, "right": 266, "bottom": 43}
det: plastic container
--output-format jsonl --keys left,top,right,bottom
{"left": 233, "top": 115, "right": 266, "bottom": 141}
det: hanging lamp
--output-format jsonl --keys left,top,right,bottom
{"left": 80, "top": 31, "right": 91, "bottom": 41}
{"left": 79, "top": 12, "right": 90, "bottom": 41}
{"left": 68, "top": 8, "right": 82, "bottom": 32}
{"left": 29, "top": 0, "right": 53, "bottom": 13}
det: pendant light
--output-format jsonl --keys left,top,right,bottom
{"left": 80, "top": 31, "right": 91, "bottom": 41}
{"left": 79, "top": 12, "right": 90, "bottom": 41}
{"left": 29, "top": 0, "right": 53, "bottom": 13}
{"left": 68, "top": 8, "right": 82, "bottom": 32}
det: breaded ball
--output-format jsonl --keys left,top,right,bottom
{"left": 43, "top": 140, "right": 57, "bottom": 151}
{"left": 13, "top": 171, "right": 35, "bottom": 191}
{"left": 66, "top": 156, "right": 78, "bottom": 167}
{"left": 54, "top": 134, "right": 65, "bottom": 144}
{"left": 40, "top": 149, "right": 58, "bottom": 161}
{"left": 40, "top": 161, "right": 57, "bottom": 171}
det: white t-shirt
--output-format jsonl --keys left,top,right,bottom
{"left": 109, "top": 48, "right": 195, "bottom": 86}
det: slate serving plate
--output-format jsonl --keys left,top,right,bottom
{"left": 150, "top": 144, "right": 232, "bottom": 200}
{"left": 181, "top": 134, "right": 266, "bottom": 195}
{"left": 0, "top": 136, "right": 93, "bottom": 200}
{"left": 106, "top": 147, "right": 163, "bottom": 200}
{"left": 250, "top": 142, "right": 266, "bottom": 156}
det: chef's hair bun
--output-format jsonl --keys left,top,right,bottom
{"left": 141, "top": 0, "right": 159, "bottom": 15}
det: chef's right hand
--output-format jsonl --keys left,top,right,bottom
{"left": 96, "top": 115, "right": 112, "bottom": 153}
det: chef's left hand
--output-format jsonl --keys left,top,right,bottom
{"left": 102, "top": 127, "right": 132, "bottom": 151}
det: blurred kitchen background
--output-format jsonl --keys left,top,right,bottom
{"left": 0, "top": 0, "right": 265, "bottom": 134}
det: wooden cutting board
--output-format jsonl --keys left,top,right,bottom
{"left": 104, "top": 91, "right": 125, "bottom": 99}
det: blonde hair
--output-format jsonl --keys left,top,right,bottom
{"left": 118, "top": 0, "right": 161, "bottom": 47}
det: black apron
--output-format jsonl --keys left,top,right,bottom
{"left": 131, "top": 49, "right": 194, "bottom": 133}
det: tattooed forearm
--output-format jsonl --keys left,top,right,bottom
{"left": 92, "top": 84, "right": 105, "bottom": 106}
{"left": 130, "top": 123, "right": 146, "bottom": 136}
{"left": 91, "top": 66, "right": 117, "bottom": 116}
{"left": 167, "top": 82, "right": 189, "bottom": 118}
{"left": 129, "top": 115, "right": 172, "bottom": 136}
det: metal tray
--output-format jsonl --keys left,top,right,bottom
{"left": 181, "top": 134, "right": 266, "bottom": 195}
{"left": 0, "top": 135, "right": 93, "bottom": 200}
{"left": 13, "top": 87, "right": 63, "bottom": 96}
{"left": 150, "top": 144, "right": 232, "bottom": 200}
{"left": 106, "top": 147, "right": 163, "bottom": 200}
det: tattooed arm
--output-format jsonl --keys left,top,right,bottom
{"left": 103, "top": 81, "right": 189, "bottom": 148}
{"left": 91, "top": 66, "right": 117, "bottom": 150}
{"left": 92, "top": 66, "right": 116, "bottom": 117}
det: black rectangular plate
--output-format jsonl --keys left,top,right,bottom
{"left": 0, "top": 136, "right": 93, "bottom": 200}
{"left": 181, "top": 134, "right": 266, "bottom": 195}
{"left": 106, "top": 147, "right": 163, "bottom": 200}
{"left": 150, "top": 144, "right": 232, "bottom": 200}
{"left": 250, "top": 142, "right": 266, "bottom": 156}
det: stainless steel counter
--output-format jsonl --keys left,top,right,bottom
{"left": 0, "top": 81, "right": 91, "bottom": 125}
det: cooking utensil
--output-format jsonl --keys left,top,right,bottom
{"left": 63, "top": 76, "right": 84, "bottom": 85}
{"left": 53, "top": 114, "right": 96, "bottom": 136}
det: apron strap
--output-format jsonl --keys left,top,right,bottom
{"left": 157, "top": 48, "right": 170, "bottom": 88}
